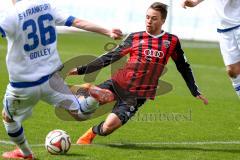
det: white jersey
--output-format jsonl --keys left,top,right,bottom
{"left": 0, "top": 0, "right": 75, "bottom": 83}
{"left": 214, "top": 0, "right": 240, "bottom": 29}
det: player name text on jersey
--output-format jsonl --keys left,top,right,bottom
{"left": 18, "top": 3, "right": 50, "bottom": 20}
{"left": 29, "top": 48, "right": 51, "bottom": 60}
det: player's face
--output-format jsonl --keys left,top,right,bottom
{"left": 145, "top": 8, "right": 165, "bottom": 35}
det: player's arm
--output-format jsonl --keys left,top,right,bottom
{"left": 181, "top": 0, "right": 204, "bottom": 8}
{"left": 171, "top": 38, "right": 208, "bottom": 105}
{"left": 68, "top": 34, "right": 133, "bottom": 75}
{"left": 0, "top": 26, "right": 6, "bottom": 38}
{"left": 51, "top": 2, "right": 122, "bottom": 40}
{"left": 71, "top": 18, "right": 122, "bottom": 40}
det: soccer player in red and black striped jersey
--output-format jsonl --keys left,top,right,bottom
{"left": 68, "top": 2, "right": 208, "bottom": 144}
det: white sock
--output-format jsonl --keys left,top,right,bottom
{"left": 231, "top": 75, "right": 240, "bottom": 97}
{"left": 78, "top": 97, "right": 99, "bottom": 114}
{"left": 3, "top": 120, "right": 32, "bottom": 156}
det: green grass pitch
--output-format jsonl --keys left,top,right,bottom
{"left": 0, "top": 32, "right": 239, "bottom": 160}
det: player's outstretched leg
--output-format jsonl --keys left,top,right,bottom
{"left": 76, "top": 113, "right": 122, "bottom": 144}
{"left": 77, "top": 97, "right": 145, "bottom": 143}
{"left": 88, "top": 85, "right": 115, "bottom": 104}
{"left": 70, "top": 83, "right": 115, "bottom": 104}
{"left": 70, "top": 84, "right": 115, "bottom": 120}
{"left": 76, "top": 127, "right": 96, "bottom": 144}
{"left": 2, "top": 111, "right": 34, "bottom": 160}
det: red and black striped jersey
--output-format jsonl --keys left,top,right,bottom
{"left": 78, "top": 31, "right": 200, "bottom": 99}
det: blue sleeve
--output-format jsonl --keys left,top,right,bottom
{"left": 0, "top": 26, "right": 6, "bottom": 38}
{"left": 65, "top": 16, "right": 76, "bottom": 27}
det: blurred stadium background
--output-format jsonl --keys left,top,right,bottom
{"left": 0, "top": 0, "right": 218, "bottom": 41}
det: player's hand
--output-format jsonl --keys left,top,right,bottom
{"left": 109, "top": 29, "right": 123, "bottom": 40}
{"left": 181, "top": 0, "right": 201, "bottom": 9}
{"left": 196, "top": 94, "right": 208, "bottom": 105}
{"left": 67, "top": 68, "right": 78, "bottom": 76}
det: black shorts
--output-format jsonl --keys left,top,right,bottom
{"left": 98, "top": 80, "right": 146, "bottom": 125}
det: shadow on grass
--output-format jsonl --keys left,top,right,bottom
{"left": 38, "top": 153, "right": 87, "bottom": 160}
{"left": 102, "top": 143, "right": 240, "bottom": 154}
{"left": 51, "top": 153, "right": 86, "bottom": 157}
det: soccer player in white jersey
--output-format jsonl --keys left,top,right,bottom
{"left": 0, "top": 0, "right": 122, "bottom": 159}
{"left": 181, "top": 0, "right": 240, "bottom": 98}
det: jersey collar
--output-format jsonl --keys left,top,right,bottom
{"left": 146, "top": 30, "right": 165, "bottom": 38}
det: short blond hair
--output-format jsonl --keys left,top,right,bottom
{"left": 149, "top": 2, "right": 168, "bottom": 20}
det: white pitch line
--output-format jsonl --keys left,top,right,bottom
{"left": 1, "top": 140, "right": 240, "bottom": 147}
{"left": 0, "top": 140, "right": 14, "bottom": 145}
{"left": 192, "top": 64, "right": 225, "bottom": 71}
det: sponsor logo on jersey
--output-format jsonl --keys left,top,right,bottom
{"left": 144, "top": 49, "right": 165, "bottom": 58}
{"left": 163, "top": 40, "right": 170, "bottom": 48}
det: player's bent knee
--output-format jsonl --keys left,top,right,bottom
{"left": 227, "top": 64, "right": 240, "bottom": 78}
{"left": 227, "top": 68, "right": 239, "bottom": 78}
{"left": 227, "top": 69, "right": 235, "bottom": 78}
